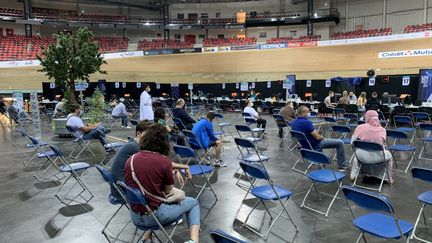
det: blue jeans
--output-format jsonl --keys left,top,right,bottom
{"left": 319, "top": 138, "right": 346, "bottom": 167}
{"left": 130, "top": 197, "right": 200, "bottom": 228}
{"left": 82, "top": 125, "right": 108, "bottom": 146}
{"left": 114, "top": 115, "right": 129, "bottom": 127}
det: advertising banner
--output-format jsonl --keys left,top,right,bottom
{"left": 258, "top": 43, "right": 288, "bottom": 50}
{"left": 230, "top": 45, "right": 257, "bottom": 51}
{"left": 378, "top": 48, "right": 432, "bottom": 59}
{"left": 172, "top": 48, "right": 202, "bottom": 54}
{"left": 288, "top": 41, "right": 317, "bottom": 48}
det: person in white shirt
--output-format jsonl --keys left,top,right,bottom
{"left": 243, "top": 100, "right": 266, "bottom": 129}
{"left": 54, "top": 98, "right": 66, "bottom": 117}
{"left": 112, "top": 98, "right": 131, "bottom": 128}
{"left": 348, "top": 91, "right": 357, "bottom": 104}
{"left": 66, "top": 104, "right": 110, "bottom": 148}
{"left": 324, "top": 91, "right": 335, "bottom": 109}
{"left": 140, "top": 84, "right": 154, "bottom": 121}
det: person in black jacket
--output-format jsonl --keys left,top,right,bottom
{"left": 366, "top": 92, "right": 381, "bottom": 109}
{"left": 172, "top": 98, "right": 196, "bottom": 130}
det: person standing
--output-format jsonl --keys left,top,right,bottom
{"left": 140, "top": 84, "right": 154, "bottom": 121}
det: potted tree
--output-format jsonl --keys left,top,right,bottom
{"left": 38, "top": 27, "right": 107, "bottom": 136}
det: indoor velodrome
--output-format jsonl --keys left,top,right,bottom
{"left": 3, "top": 0, "right": 432, "bottom": 243}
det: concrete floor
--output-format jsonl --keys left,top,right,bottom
{"left": 1, "top": 113, "right": 432, "bottom": 243}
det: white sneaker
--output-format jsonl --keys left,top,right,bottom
{"left": 171, "top": 218, "right": 183, "bottom": 225}
{"left": 214, "top": 160, "right": 227, "bottom": 167}
{"left": 124, "top": 126, "right": 132, "bottom": 129}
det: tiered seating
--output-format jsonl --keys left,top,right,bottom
{"left": 94, "top": 36, "right": 128, "bottom": 53}
{"left": 404, "top": 23, "right": 432, "bottom": 33}
{"left": 0, "top": 35, "right": 55, "bottom": 61}
{"left": 0, "top": 35, "right": 128, "bottom": 61}
{"left": 266, "top": 35, "right": 321, "bottom": 44}
{"left": 68, "top": 14, "right": 127, "bottom": 23}
{"left": 331, "top": 28, "right": 392, "bottom": 40}
{"left": 202, "top": 37, "right": 257, "bottom": 47}
{"left": 32, "top": 7, "right": 59, "bottom": 20}
{"left": 137, "top": 39, "right": 194, "bottom": 50}
{"left": 0, "top": 8, "right": 23, "bottom": 17}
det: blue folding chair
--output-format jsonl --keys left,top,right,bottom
{"left": 50, "top": 145, "right": 94, "bottom": 205}
{"left": 393, "top": 115, "right": 416, "bottom": 133}
{"left": 411, "top": 167, "right": 432, "bottom": 242}
{"left": 387, "top": 130, "right": 416, "bottom": 174}
{"left": 214, "top": 113, "right": 233, "bottom": 138}
{"left": 26, "top": 136, "right": 64, "bottom": 182}
{"left": 182, "top": 129, "right": 212, "bottom": 163}
{"left": 173, "top": 145, "right": 217, "bottom": 200}
{"left": 234, "top": 137, "right": 270, "bottom": 190}
{"left": 15, "top": 129, "right": 49, "bottom": 166}
{"left": 412, "top": 112, "right": 430, "bottom": 127}
{"left": 244, "top": 117, "right": 268, "bottom": 145}
{"left": 209, "top": 229, "right": 248, "bottom": 243}
{"left": 66, "top": 125, "right": 97, "bottom": 159}
{"left": 173, "top": 118, "right": 187, "bottom": 131}
{"left": 242, "top": 112, "right": 252, "bottom": 118}
{"left": 273, "top": 114, "right": 294, "bottom": 142}
{"left": 235, "top": 125, "right": 264, "bottom": 148}
{"left": 95, "top": 165, "right": 131, "bottom": 243}
{"left": 342, "top": 185, "right": 413, "bottom": 242}
{"left": 300, "top": 149, "right": 345, "bottom": 217}
{"left": 331, "top": 125, "right": 354, "bottom": 162}
{"left": 418, "top": 123, "right": 432, "bottom": 161}
{"left": 236, "top": 161, "right": 298, "bottom": 239}
{"left": 290, "top": 130, "right": 320, "bottom": 174}
{"left": 130, "top": 119, "right": 139, "bottom": 126}
{"left": 334, "top": 108, "right": 346, "bottom": 119}
{"left": 116, "top": 181, "right": 181, "bottom": 243}
{"left": 352, "top": 140, "right": 390, "bottom": 192}
{"left": 344, "top": 113, "right": 358, "bottom": 129}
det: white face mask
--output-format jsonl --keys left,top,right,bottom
{"left": 79, "top": 110, "right": 83, "bottom": 116}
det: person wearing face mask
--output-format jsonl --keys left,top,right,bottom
{"left": 243, "top": 99, "right": 267, "bottom": 129}
{"left": 338, "top": 91, "right": 349, "bottom": 105}
{"left": 140, "top": 84, "right": 154, "bottom": 121}
{"left": 348, "top": 91, "right": 357, "bottom": 104}
{"left": 324, "top": 91, "right": 336, "bottom": 109}
{"left": 66, "top": 103, "right": 111, "bottom": 148}
{"left": 110, "top": 120, "right": 151, "bottom": 199}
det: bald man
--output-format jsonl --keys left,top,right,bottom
{"left": 291, "top": 106, "right": 347, "bottom": 170}
{"left": 172, "top": 98, "right": 196, "bottom": 130}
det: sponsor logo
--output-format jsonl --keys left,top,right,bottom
{"left": 230, "top": 45, "right": 257, "bottom": 50}
{"left": 258, "top": 43, "right": 288, "bottom": 49}
{"left": 288, "top": 41, "right": 317, "bottom": 48}
{"left": 378, "top": 48, "right": 432, "bottom": 58}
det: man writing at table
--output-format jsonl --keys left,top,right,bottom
{"left": 291, "top": 106, "right": 348, "bottom": 171}
{"left": 324, "top": 91, "right": 336, "bottom": 109}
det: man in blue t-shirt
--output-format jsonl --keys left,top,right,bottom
{"left": 291, "top": 106, "right": 347, "bottom": 170}
{"left": 192, "top": 112, "right": 225, "bottom": 167}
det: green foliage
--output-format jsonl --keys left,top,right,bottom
{"left": 37, "top": 27, "right": 107, "bottom": 103}
{"left": 86, "top": 88, "right": 106, "bottom": 124}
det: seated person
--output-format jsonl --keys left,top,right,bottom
{"left": 124, "top": 124, "right": 199, "bottom": 243}
{"left": 277, "top": 101, "right": 296, "bottom": 138}
{"left": 7, "top": 100, "right": 20, "bottom": 121}
{"left": 366, "top": 92, "right": 380, "bottom": 108}
{"left": 112, "top": 98, "right": 131, "bottom": 129}
{"left": 243, "top": 100, "right": 267, "bottom": 129}
{"left": 110, "top": 120, "right": 151, "bottom": 198}
{"left": 338, "top": 91, "right": 349, "bottom": 105}
{"left": 154, "top": 107, "right": 185, "bottom": 146}
{"left": 54, "top": 98, "right": 66, "bottom": 117}
{"left": 66, "top": 104, "right": 111, "bottom": 148}
{"left": 0, "top": 96, "right": 5, "bottom": 115}
{"left": 348, "top": 91, "right": 357, "bottom": 104}
{"left": 350, "top": 110, "right": 394, "bottom": 184}
{"left": 192, "top": 112, "right": 225, "bottom": 167}
{"left": 172, "top": 98, "right": 196, "bottom": 130}
{"left": 324, "top": 91, "right": 336, "bottom": 109}
{"left": 357, "top": 92, "right": 367, "bottom": 108}
{"left": 291, "top": 106, "right": 347, "bottom": 170}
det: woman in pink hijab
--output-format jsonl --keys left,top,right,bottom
{"left": 350, "top": 110, "right": 395, "bottom": 183}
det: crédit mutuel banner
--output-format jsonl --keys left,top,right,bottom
{"left": 378, "top": 49, "right": 432, "bottom": 58}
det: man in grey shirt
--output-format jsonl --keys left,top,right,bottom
{"left": 110, "top": 120, "right": 151, "bottom": 198}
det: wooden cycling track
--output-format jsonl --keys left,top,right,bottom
{"left": 1, "top": 37, "right": 432, "bottom": 90}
